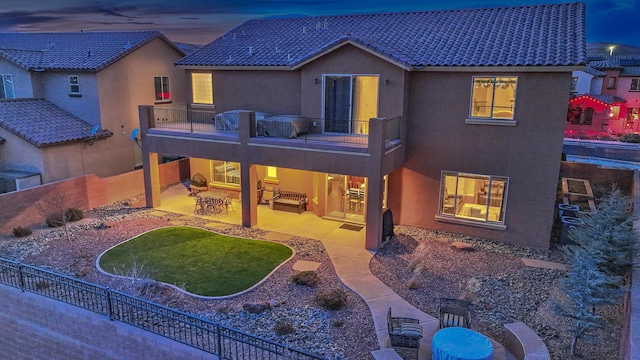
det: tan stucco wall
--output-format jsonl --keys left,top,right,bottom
{"left": 391, "top": 71, "right": 571, "bottom": 248}
{"left": 97, "top": 37, "right": 188, "bottom": 174}
{"left": 0, "top": 130, "right": 45, "bottom": 174}
{"left": 41, "top": 72, "right": 101, "bottom": 126}
{"left": 208, "top": 70, "right": 301, "bottom": 114}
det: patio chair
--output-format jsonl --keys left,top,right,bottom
{"left": 387, "top": 307, "right": 423, "bottom": 359}
{"left": 438, "top": 298, "right": 471, "bottom": 329}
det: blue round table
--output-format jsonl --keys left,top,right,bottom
{"left": 431, "top": 327, "right": 494, "bottom": 360}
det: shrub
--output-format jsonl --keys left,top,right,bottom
{"left": 407, "top": 275, "right": 422, "bottom": 290}
{"left": 274, "top": 321, "right": 296, "bottom": 336}
{"left": 291, "top": 270, "right": 319, "bottom": 287}
{"left": 619, "top": 133, "right": 640, "bottom": 143}
{"left": 46, "top": 213, "right": 65, "bottom": 227}
{"left": 12, "top": 226, "right": 32, "bottom": 237}
{"left": 315, "top": 288, "right": 348, "bottom": 310}
{"left": 66, "top": 208, "right": 84, "bottom": 222}
{"left": 330, "top": 318, "right": 344, "bottom": 327}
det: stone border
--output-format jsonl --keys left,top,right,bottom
{"left": 503, "top": 322, "right": 550, "bottom": 360}
{"left": 95, "top": 225, "right": 296, "bottom": 300}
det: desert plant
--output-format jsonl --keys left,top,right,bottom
{"left": 408, "top": 243, "right": 429, "bottom": 272}
{"left": 407, "top": 275, "right": 422, "bottom": 290}
{"left": 619, "top": 133, "right": 640, "bottom": 143}
{"left": 291, "top": 270, "right": 319, "bottom": 287}
{"left": 330, "top": 318, "right": 344, "bottom": 327}
{"left": 274, "top": 321, "right": 296, "bottom": 336}
{"left": 12, "top": 226, "right": 32, "bottom": 237}
{"left": 315, "top": 288, "right": 348, "bottom": 310}
{"left": 66, "top": 208, "right": 84, "bottom": 222}
{"left": 46, "top": 213, "right": 65, "bottom": 227}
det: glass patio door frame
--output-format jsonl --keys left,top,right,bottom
{"left": 325, "top": 173, "right": 367, "bottom": 222}
{"left": 322, "top": 74, "right": 379, "bottom": 134}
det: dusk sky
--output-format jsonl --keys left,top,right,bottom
{"left": 0, "top": 0, "right": 638, "bottom": 47}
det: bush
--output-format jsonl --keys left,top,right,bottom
{"left": 291, "top": 270, "right": 319, "bottom": 287}
{"left": 66, "top": 208, "right": 84, "bottom": 222}
{"left": 619, "top": 133, "right": 640, "bottom": 143}
{"left": 12, "top": 226, "right": 32, "bottom": 237}
{"left": 274, "top": 321, "right": 296, "bottom": 336}
{"left": 46, "top": 213, "right": 65, "bottom": 227}
{"left": 314, "top": 288, "right": 348, "bottom": 310}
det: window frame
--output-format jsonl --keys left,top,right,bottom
{"left": 69, "top": 75, "right": 80, "bottom": 95}
{"left": 607, "top": 77, "right": 617, "bottom": 89}
{"left": 210, "top": 160, "right": 240, "bottom": 188}
{"left": 154, "top": 76, "right": 171, "bottom": 103}
{"left": 466, "top": 76, "right": 518, "bottom": 126}
{"left": 630, "top": 78, "right": 640, "bottom": 92}
{"left": 191, "top": 73, "right": 214, "bottom": 105}
{"left": 435, "top": 171, "right": 508, "bottom": 230}
{"left": 0, "top": 74, "right": 15, "bottom": 99}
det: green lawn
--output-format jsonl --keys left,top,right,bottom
{"left": 98, "top": 226, "right": 293, "bottom": 296}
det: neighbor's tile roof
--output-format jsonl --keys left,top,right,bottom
{"left": 587, "top": 55, "right": 640, "bottom": 76}
{"left": 0, "top": 31, "right": 184, "bottom": 71}
{"left": 0, "top": 99, "right": 112, "bottom": 147}
{"left": 178, "top": 2, "right": 586, "bottom": 69}
{"left": 583, "top": 66, "right": 606, "bottom": 77}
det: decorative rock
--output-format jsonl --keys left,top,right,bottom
{"left": 451, "top": 241, "right": 474, "bottom": 251}
{"left": 242, "top": 301, "right": 270, "bottom": 314}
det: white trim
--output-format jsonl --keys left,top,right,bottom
{"left": 435, "top": 215, "right": 507, "bottom": 231}
{"left": 465, "top": 119, "right": 517, "bottom": 126}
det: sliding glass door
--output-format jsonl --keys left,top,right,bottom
{"left": 323, "top": 75, "right": 378, "bottom": 134}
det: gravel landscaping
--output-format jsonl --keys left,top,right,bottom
{"left": 0, "top": 197, "right": 626, "bottom": 360}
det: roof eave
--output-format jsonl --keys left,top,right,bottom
{"left": 414, "top": 65, "right": 586, "bottom": 72}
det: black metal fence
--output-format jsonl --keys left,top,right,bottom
{"left": 0, "top": 258, "right": 325, "bottom": 360}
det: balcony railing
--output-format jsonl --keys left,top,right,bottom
{"left": 147, "top": 106, "right": 401, "bottom": 147}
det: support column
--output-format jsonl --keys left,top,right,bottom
{"left": 144, "top": 152, "right": 161, "bottom": 208}
{"left": 364, "top": 117, "right": 387, "bottom": 250}
{"left": 240, "top": 163, "right": 258, "bottom": 227}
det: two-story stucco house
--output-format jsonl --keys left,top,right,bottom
{"left": 568, "top": 55, "right": 640, "bottom": 135}
{"left": 0, "top": 31, "right": 188, "bottom": 186}
{"left": 139, "top": 3, "right": 586, "bottom": 250}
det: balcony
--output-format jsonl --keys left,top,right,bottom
{"left": 144, "top": 105, "right": 402, "bottom": 154}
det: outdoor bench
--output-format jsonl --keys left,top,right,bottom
{"left": 272, "top": 190, "right": 307, "bottom": 213}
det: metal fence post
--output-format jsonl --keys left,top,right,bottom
{"left": 106, "top": 287, "right": 114, "bottom": 321}
{"left": 18, "top": 264, "right": 25, "bottom": 292}
{"left": 216, "top": 324, "right": 222, "bottom": 357}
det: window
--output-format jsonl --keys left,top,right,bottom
{"left": 192, "top": 73, "right": 213, "bottom": 104}
{"left": 631, "top": 78, "right": 640, "bottom": 91}
{"left": 470, "top": 77, "right": 517, "bottom": 121}
{"left": 69, "top": 75, "right": 80, "bottom": 94}
{"left": 438, "top": 171, "right": 508, "bottom": 227}
{"left": 154, "top": 76, "right": 171, "bottom": 102}
{"left": 211, "top": 160, "right": 240, "bottom": 185}
{"left": 0, "top": 74, "right": 15, "bottom": 99}
{"left": 607, "top": 77, "right": 617, "bottom": 89}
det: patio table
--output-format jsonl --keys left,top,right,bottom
{"left": 432, "top": 327, "right": 493, "bottom": 360}
{"left": 196, "top": 191, "right": 226, "bottom": 214}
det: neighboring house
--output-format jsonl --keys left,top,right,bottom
{"left": 140, "top": 3, "right": 585, "bottom": 250}
{"left": 568, "top": 55, "right": 640, "bottom": 134}
{"left": 0, "top": 31, "right": 188, "bottom": 185}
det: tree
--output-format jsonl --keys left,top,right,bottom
{"left": 556, "top": 184, "right": 637, "bottom": 355}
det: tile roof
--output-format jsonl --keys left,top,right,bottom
{"left": 0, "top": 31, "right": 184, "bottom": 71}
{"left": 583, "top": 66, "right": 606, "bottom": 77}
{"left": 576, "top": 94, "right": 627, "bottom": 104}
{"left": 178, "top": 2, "right": 586, "bottom": 69}
{"left": 0, "top": 99, "right": 112, "bottom": 147}
{"left": 587, "top": 55, "right": 640, "bottom": 76}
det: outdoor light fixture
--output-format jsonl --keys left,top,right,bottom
{"left": 314, "top": 78, "right": 318, "bottom": 84}
{"left": 384, "top": 79, "right": 390, "bottom": 85}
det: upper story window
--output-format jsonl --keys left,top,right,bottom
{"left": 154, "top": 76, "right": 171, "bottom": 102}
{"left": 437, "top": 171, "right": 508, "bottom": 230}
{"left": 631, "top": 78, "right": 640, "bottom": 91}
{"left": 69, "top": 75, "right": 80, "bottom": 94}
{"left": 469, "top": 77, "right": 517, "bottom": 122}
{"left": 192, "top": 73, "right": 213, "bottom": 104}
{"left": 0, "top": 74, "right": 15, "bottom": 99}
{"left": 607, "top": 77, "right": 617, "bottom": 89}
